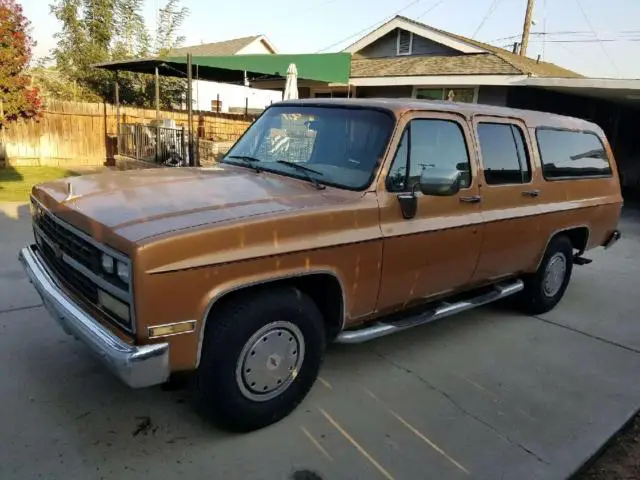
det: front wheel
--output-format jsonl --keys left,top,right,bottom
{"left": 516, "top": 235, "right": 574, "bottom": 315}
{"left": 193, "top": 287, "right": 326, "bottom": 432}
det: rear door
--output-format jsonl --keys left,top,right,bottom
{"left": 470, "top": 116, "right": 544, "bottom": 282}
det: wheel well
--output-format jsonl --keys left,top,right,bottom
{"left": 556, "top": 226, "right": 590, "bottom": 253}
{"left": 206, "top": 274, "right": 345, "bottom": 341}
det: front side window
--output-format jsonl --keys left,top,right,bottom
{"left": 222, "top": 105, "right": 395, "bottom": 190}
{"left": 477, "top": 123, "right": 531, "bottom": 185}
{"left": 536, "top": 128, "right": 612, "bottom": 180}
{"left": 387, "top": 119, "right": 471, "bottom": 192}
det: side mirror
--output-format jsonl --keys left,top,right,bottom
{"left": 396, "top": 167, "right": 462, "bottom": 220}
{"left": 418, "top": 167, "right": 462, "bottom": 196}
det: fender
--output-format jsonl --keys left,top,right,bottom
{"left": 195, "top": 268, "right": 348, "bottom": 367}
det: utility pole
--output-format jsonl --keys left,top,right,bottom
{"left": 519, "top": 0, "right": 535, "bottom": 57}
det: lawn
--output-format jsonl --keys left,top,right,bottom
{"left": 0, "top": 166, "right": 80, "bottom": 202}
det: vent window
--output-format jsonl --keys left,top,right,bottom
{"left": 397, "top": 29, "right": 413, "bottom": 55}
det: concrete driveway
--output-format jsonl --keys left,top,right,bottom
{"left": 1, "top": 202, "right": 639, "bottom": 480}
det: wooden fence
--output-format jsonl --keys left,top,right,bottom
{"left": 0, "top": 99, "right": 258, "bottom": 167}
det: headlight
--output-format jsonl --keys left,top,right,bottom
{"left": 116, "top": 260, "right": 130, "bottom": 284}
{"left": 101, "top": 253, "right": 115, "bottom": 274}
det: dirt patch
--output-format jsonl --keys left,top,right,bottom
{"left": 578, "top": 414, "right": 640, "bottom": 480}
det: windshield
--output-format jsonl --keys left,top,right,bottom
{"left": 221, "top": 105, "right": 396, "bottom": 190}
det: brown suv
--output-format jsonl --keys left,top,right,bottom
{"left": 20, "top": 98, "right": 623, "bottom": 432}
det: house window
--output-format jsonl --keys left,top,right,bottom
{"left": 397, "top": 29, "right": 413, "bottom": 55}
{"left": 415, "top": 87, "right": 476, "bottom": 103}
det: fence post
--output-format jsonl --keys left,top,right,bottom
{"left": 155, "top": 124, "right": 160, "bottom": 164}
{"left": 135, "top": 124, "right": 141, "bottom": 161}
{"left": 181, "top": 126, "right": 186, "bottom": 165}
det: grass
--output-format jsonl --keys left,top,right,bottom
{"left": 0, "top": 166, "right": 80, "bottom": 202}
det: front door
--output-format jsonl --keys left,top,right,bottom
{"left": 376, "top": 112, "right": 484, "bottom": 315}
{"left": 470, "top": 116, "right": 544, "bottom": 282}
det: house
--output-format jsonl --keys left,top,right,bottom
{"left": 252, "top": 15, "right": 580, "bottom": 101}
{"left": 251, "top": 15, "right": 640, "bottom": 198}
{"left": 171, "top": 35, "right": 281, "bottom": 112}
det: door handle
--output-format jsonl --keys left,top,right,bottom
{"left": 459, "top": 195, "right": 481, "bottom": 204}
{"left": 522, "top": 189, "right": 540, "bottom": 198}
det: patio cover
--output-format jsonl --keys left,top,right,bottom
{"left": 93, "top": 53, "right": 352, "bottom": 85}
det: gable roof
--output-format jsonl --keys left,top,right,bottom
{"left": 344, "top": 16, "right": 485, "bottom": 55}
{"left": 346, "top": 15, "right": 582, "bottom": 79}
{"left": 168, "top": 35, "right": 276, "bottom": 56}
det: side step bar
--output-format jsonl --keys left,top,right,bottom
{"left": 336, "top": 279, "right": 524, "bottom": 344}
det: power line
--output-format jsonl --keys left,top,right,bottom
{"left": 497, "top": 38, "right": 640, "bottom": 50}
{"left": 530, "top": 38, "right": 640, "bottom": 43}
{"left": 316, "top": 0, "right": 429, "bottom": 52}
{"left": 489, "top": 30, "right": 640, "bottom": 43}
{"left": 472, "top": 0, "right": 503, "bottom": 39}
{"left": 416, "top": 0, "right": 448, "bottom": 19}
{"left": 573, "top": 0, "right": 619, "bottom": 74}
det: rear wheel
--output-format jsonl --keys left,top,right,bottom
{"left": 517, "top": 235, "right": 574, "bottom": 315}
{"left": 194, "top": 286, "right": 326, "bottom": 432}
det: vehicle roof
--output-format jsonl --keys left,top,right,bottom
{"left": 276, "top": 98, "right": 603, "bottom": 132}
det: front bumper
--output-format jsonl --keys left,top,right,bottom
{"left": 19, "top": 245, "right": 170, "bottom": 388}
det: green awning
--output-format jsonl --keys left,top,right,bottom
{"left": 94, "top": 53, "right": 352, "bottom": 85}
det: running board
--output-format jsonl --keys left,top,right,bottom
{"left": 335, "top": 279, "right": 524, "bottom": 344}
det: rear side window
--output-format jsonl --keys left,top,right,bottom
{"left": 536, "top": 129, "right": 612, "bottom": 180}
{"left": 477, "top": 123, "right": 531, "bottom": 185}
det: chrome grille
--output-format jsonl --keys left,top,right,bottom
{"left": 36, "top": 206, "right": 99, "bottom": 272}
{"left": 31, "top": 199, "right": 134, "bottom": 333}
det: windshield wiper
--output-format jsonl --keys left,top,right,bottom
{"left": 226, "top": 155, "right": 262, "bottom": 173}
{"left": 276, "top": 160, "right": 325, "bottom": 190}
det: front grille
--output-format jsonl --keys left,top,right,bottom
{"left": 32, "top": 200, "right": 134, "bottom": 333}
{"left": 36, "top": 207, "right": 100, "bottom": 272}
{"left": 40, "top": 240, "right": 99, "bottom": 303}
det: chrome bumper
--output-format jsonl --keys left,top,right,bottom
{"left": 19, "top": 245, "right": 170, "bottom": 388}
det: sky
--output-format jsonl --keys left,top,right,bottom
{"left": 19, "top": 0, "right": 640, "bottom": 80}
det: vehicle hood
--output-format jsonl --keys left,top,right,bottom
{"left": 33, "top": 165, "right": 353, "bottom": 243}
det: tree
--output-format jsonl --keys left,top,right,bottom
{"left": 50, "top": 0, "right": 189, "bottom": 108}
{"left": 0, "top": 0, "right": 41, "bottom": 125}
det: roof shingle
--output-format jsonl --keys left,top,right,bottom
{"left": 168, "top": 36, "right": 261, "bottom": 57}
{"left": 351, "top": 53, "right": 521, "bottom": 77}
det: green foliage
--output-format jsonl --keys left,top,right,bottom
{"left": 49, "top": 0, "right": 189, "bottom": 107}
{"left": 0, "top": 166, "right": 80, "bottom": 202}
{"left": 0, "top": 0, "right": 42, "bottom": 125}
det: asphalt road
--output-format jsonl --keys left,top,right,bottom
{"left": 1, "top": 202, "right": 639, "bottom": 480}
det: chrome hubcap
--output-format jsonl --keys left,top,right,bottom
{"left": 543, "top": 252, "right": 567, "bottom": 297}
{"left": 236, "top": 321, "right": 305, "bottom": 402}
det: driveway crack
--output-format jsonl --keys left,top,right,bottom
{"left": 369, "top": 348, "right": 551, "bottom": 465}
{"left": 533, "top": 315, "right": 640, "bottom": 355}
{"left": 0, "top": 303, "right": 42, "bottom": 315}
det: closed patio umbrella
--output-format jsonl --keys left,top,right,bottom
{"left": 283, "top": 63, "right": 298, "bottom": 100}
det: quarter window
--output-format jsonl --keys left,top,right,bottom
{"left": 477, "top": 123, "right": 531, "bottom": 185}
{"left": 387, "top": 119, "right": 471, "bottom": 192}
{"left": 536, "top": 129, "right": 612, "bottom": 179}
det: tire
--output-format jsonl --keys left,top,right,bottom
{"left": 517, "top": 235, "right": 574, "bottom": 315}
{"left": 193, "top": 286, "right": 326, "bottom": 432}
